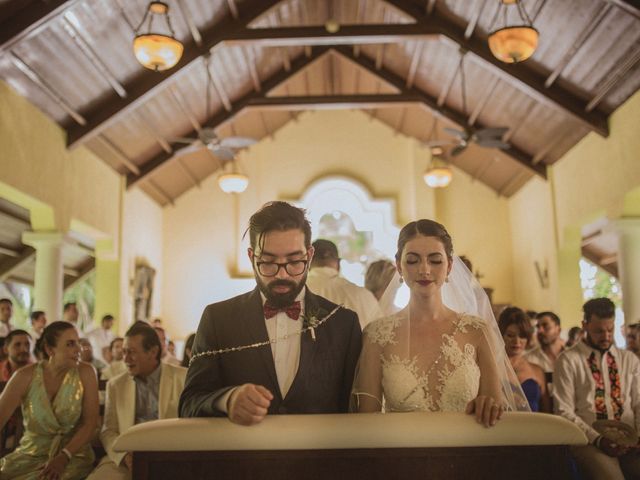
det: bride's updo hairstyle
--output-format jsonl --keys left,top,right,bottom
{"left": 395, "top": 219, "right": 454, "bottom": 262}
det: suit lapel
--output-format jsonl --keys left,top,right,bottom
{"left": 120, "top": 375, "right": 136, "bottom": 432}
{"left": 158, "top": 364, "right": 170, "bottom": 419}
{"left": 241, "top": 288, "right": 280, "bottom": 396}
{"left": 285, "top": 290, "right": 319, "bottom": 401}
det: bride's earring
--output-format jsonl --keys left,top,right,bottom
{"left": 399, "top": 276, "right": 403, "bottom": 284}
{"left": 445, "top": 276, "right": 449, "bottom": 283}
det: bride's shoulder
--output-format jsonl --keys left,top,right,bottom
{"left": 363, "top": 312, "right": 404, "bottom": 346}
{"left": 454, "top": 312, "right": 486, "bottom": 332}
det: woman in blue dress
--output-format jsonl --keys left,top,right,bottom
{"left": 498, "top": 307, "right": 551, "bottom": 412}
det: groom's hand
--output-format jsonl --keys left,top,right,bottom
{"left": 465, "top": 395, "right": 503, "bottom": 428}
{"left": 228, "top": 384, "right": 274, "bottom": 426}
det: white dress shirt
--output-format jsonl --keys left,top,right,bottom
{"left": 553, "top": 340, "right": 640, "bottom": 443}
{"left": 525, "top": 345, "right": 558, "bottom": 373}
{"left": 0, "top": 321, "right": 11, "bottom": 337}
{"left": 216, "top": 289, "right": 305, "bottom": 412}
{"left": 86, "top": 327, "right": 115, "bottom": 362}
{"left": 306, "top": 266, "right": 383, "bottom": 329}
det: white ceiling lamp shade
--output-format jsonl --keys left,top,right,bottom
{"left": 217, "top": 159, "right": 249, "bottom": 194}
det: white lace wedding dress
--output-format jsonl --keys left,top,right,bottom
{"left": 353, "top": 310, "right": 486, "bottom": 412}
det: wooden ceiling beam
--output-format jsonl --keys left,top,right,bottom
{"left": 0, "top": 0, "right": 81, "bottom": 52}
{"left": 224, "top": 24, "right": 438, "bottom": 46}
{"left": 333, "top": 45, "right": 546, "bottom": 178}
{"left": 0, "top": 246, "right": 35, "bottom": 283}
{"left": 246, "top": 94, "right": 425, "bottom": 110}
{"left": 126, "top": 46, "right": 331, "bottom": 189}
{"left": 383, "top": 0, "right": 610, "bottom": 137}
{"left": 65, "top": 0, "right": 284, "bottom": 149}
{"left": 64, "top": 258, "right": 95, "bottom": 290}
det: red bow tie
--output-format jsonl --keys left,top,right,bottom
{"left": 263, "top": 301, "right": 301, "bottom": 320}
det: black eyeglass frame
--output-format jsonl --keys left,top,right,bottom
{"left": 254, "top": 257, "right": 309, "bottom": 277}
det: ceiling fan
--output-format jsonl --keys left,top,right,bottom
{"left": 171, "top": 54, "right": 256, "bottom": 162}
{"left": 445, "top": 52, "right": 511, "bottom": 157}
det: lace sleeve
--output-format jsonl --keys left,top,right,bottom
{"left": 350, "top": 320, "right": 389, "bottom": 412}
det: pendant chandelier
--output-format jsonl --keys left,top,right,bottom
{"left": 423, "top": 157, "right": 452, "bottom": 188}
{"left": 488, "top": 0, "right": 539, "bottom": 64}
{"left": 133, "top": 2, "right": 184, "bottom": 71}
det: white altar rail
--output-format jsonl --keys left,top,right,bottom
{"left": 114, "top": 412, "right": 587, "bottom": 452}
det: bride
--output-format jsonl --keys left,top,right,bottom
{"left": 352, "top": 219, "right": 529, "bottom": 425}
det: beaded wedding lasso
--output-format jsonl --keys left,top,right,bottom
{"left": 189, "top": 304, "right": 343, "bottom": 367}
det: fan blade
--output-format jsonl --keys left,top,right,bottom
{"left": 451, "top": 144, "right": 467, "bottom": 157}
{"left": 475, "top": 127, "right": 508, "bottom": 139}
{"left": 476, "top": 138, "right": 511, "bottom": 149}
{"left": 173, "top": 143, "right": 205, "bottom": 157}
{"left": 210, "top": 146, "right": 235, "bottom": 161}
{"left": 220, "top": 136, "right": 257, "bottom": 149}
{"left": 443, "top": 127, "right": 467, "bottom": 139}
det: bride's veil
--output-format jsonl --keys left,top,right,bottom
{"left": 354, "top": 255, "right": 530, "bottom": 412}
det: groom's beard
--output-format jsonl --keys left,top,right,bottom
{"left": 256, "top": 273, "right": 307, "bottom": 308}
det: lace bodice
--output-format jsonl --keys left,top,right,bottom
{"left": 360, "top": 312, "right": 483, "bottom": 412}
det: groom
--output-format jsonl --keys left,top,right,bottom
{"left": 179, "top": 201, "right": 362, "bottom": 425}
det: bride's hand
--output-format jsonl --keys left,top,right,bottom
{"left": 465, "top": 395, "right": 503, "bottom": 427}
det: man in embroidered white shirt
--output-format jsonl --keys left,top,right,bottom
{"left": 554, "top": 297, "right": 640, "bottom": 480}
{"left": 179, "top": 201, "right": 361, "bottom": 425}
{"left": 306, "top": 239, "right": 383, "bottom": 329}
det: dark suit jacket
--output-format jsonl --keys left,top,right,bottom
{"left": 179, "top": 287, "right": 362, "bottom": 417}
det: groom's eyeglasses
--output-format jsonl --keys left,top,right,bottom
{"left": 255, "top": 258, "right": 309, "bottom": 277}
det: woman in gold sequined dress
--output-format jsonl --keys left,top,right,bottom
{"left": 0, "top": 321, "right": 98, "bottom": 479}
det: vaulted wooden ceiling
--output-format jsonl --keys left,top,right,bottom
{"left": 1, "top": 0, "right": 639, "bottom": 206}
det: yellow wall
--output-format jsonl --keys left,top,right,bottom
{"left": 0, "top": 81, "right": 120, "bottom": 237}
{"left": 162, "top": 110, "right": 516, "bottom": 338}
{"left": 119, "top": 189, "right": 164, "bottom": 335}
{"left": 508, "top": 90, "right": 640, "bottom": 327}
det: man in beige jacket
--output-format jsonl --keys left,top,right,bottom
{"left": 88, "top": 322, "right": 186, "bottom": 480}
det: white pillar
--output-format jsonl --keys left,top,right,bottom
{"left": 22, "top": 232, "right": 64, "bottom": 322}
{"left": 614, "top": 218, "right": 640, "bottom": 324}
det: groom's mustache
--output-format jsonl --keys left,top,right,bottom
{"left": 268, "top": 280, "right": 297, "bottom": 290}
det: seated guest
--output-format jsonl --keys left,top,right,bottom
{"left": 0, "top": 330, "right": 33, "bottom": 381}
{"left": 306, "top": 239, "right": 383, "bottom": 328}
{"left": 0, "top": 298, "right": 13, "bottom": 338}
{"left": 87, "top": 315, "right": 116, "bottom": 363}
{"left": 154, "top": 326, "right": 181, "bottom": 366}
{"left": 101, "top": 337, "right": 126, "bottom": 380}
{"left": 526, "top": 311, "right": 565, "bottom": 382}
{"left": 498, "top": 308, "right": 551, "bottom": 412}
{"left": 0, "top": 321, "right": 98, "bottom": 479}
{"left": 624, "top": 323, "right": 640, "bottom": 359}
{"left": 79, "top": 338, "right": 107, "bottom": 373}
{"left": 364, "top": 259, "right": 400, "bottom": 315}
{"left": 88, "top": 323, "right": 186, "bottom": 480}
{"left": 29, "top": 310, "right": 47, "bottom": 341}
{"left": 0, "top": 330, "right": 33, "bottom": 452}
{"left": 566, "top": 326, "right": 584, "bottom": 349}
{"left": 0, "top": 337, "right": 6, "bottom": 364}
{"left": 180, "top": 333, "right": 196, "bottom": 368}
{"left": 554, "top": 298, "right": 640, "bottom": 480}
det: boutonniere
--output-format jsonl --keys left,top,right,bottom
{"left": 301, "top": 306, "right": 329, "bottom": 341}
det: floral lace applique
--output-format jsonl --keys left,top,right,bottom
{"left": 380, "top": 313, "right": 482, "bottom": 412}
{"left": 364, "top": 313, "right": 403, "bottom": 347}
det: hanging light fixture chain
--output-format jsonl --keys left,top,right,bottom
{"left": 459, "top": 53, "right": 468, "bottom": 118}
{"left": 488, "top": 1, "right": 502, "bottom": 32}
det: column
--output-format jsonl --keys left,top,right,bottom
{"left": 614, "top": 218, "right": 640, "bottom": 324}
{"left": 94, "top": 239, "right": 121, "bottom": 332}
{"left": 22, "top": 231, "right": 64, "bottom": 322}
